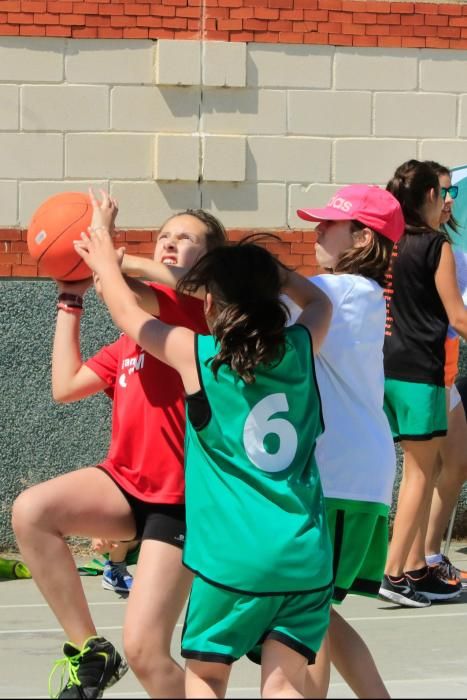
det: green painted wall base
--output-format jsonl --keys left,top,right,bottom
{"left": 1, "top": 279, "right": 117, "bottom": 550}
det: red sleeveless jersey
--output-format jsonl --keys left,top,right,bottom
{"left": 85, "top": 284, "right": 207, "bottom": 503}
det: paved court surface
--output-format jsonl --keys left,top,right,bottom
{"left": 1, "top": 542, "right": 467, "bottom": 698}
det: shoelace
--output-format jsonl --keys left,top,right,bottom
{"left": 48, "top": 643, "right": 90, "bottom": 698}
{"left": 442, "top": 556, "right": 462, "bottom": 578}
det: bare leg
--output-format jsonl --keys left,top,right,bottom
{"left": 261, "top": 639, "right": 307, "bottom": 699}
{"left": 426, "top": 402, "right": 467, "bottom": 555}
{"left": 123, "top": 539, "right": 193, "bottom": 698}
{"left": 12, "top": 467, "right": 135, "bottom": 646}
{"left": 185, "top": 659, "right": 230, "bottom": 699}
{"left": 305, "top": 632, "right": 330, "bottom": 698}
{"left": 385, "top": 438, "right": 443, "bottom": 576}
{"left": 327, "top": 608, "right": 389, "bottom": 699}
{"left": 108, "top": 541, "right": 131, "bottom": 563}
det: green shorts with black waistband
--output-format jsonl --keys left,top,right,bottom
{"left": 384, "top": 378, "right": 447, "bottom": 442}
{"left": 325, "top": 498, "right": 389, "bottom": 604}
{"left": 181, "top": 575, "right": 332, "bottom": 666}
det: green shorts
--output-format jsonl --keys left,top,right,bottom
{"left": 384, "top": 378, "right": 447, "bottom": 442}
{"left": 181, "top": 575, "right": 332, "bottom": 666}
{"left": 326, "top": 498, "right": 389, "bottom": 604}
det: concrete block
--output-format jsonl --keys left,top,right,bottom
{"left": 156, "top": 40, "right": 201, "bottom": 86}
{"left": 20, "top": 180, "right": 108, "bottom": 228}
{"left": 248, "top": 43, "right": 333, "bottom": 89}
{"left": 110, "top": 181, "right": 201, "bottom": 228}
{"left": 0, "top": 86, "right": 19, "bottom": 130}
{"left": 155, "top": 134, "right": 200, "bottom": 181}
{"left": 111, "top": 86, "right": 200, "bottom": 132}
{"left": 420, "top": 140, "right": 467, "bottom": 169}
{"left": 335, "top": 48, "right": 418, "bottom": 91}
{"left": 201, "top": 183, "right": 286, "bottom": 227}
{"left": 375, "top": 93, "right": 457, "bottom": 137}
{"left": 288, "top": 91, "right": 371, "bottom": 136}
{"left": 0, "top": 134, "right": 62, "bottom": 179}
{"left": 420, "top": 51, "right": 467, "bottom": 94}
{"left": 66, "top": 134, "right": 153, "bottom": 179}
{"left": 0, "top": 181, "right": 18, "bottom": 227}
{"left": 0, "top": 37, "right": 64, "bottom": 82}
{"left": 459, "top": 96, "right": 467, "bottom": 138}
{"left": 202, "top": 136, "right": 246, "bottom": 182}
{"left": 335, "top": 139, "right": 417, "bottom": 184}
{"left": 203, "top": 41, "right": 246, "bottom": 87}
{"left": 66, "top": 40, "right": 154, "bottom": 85}
{"left": 202, "top": 89, "right": 286, "bottom": 135}
{"left": 289, "top": 183, "right": 340, "bottom": 228}
{"left": 22, "top": 86, "right": 109, "bottom": 132}
{"left": 247, "top": 136, "right": 331, "bottom": 183}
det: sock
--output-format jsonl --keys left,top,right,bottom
{"left": 405, "top": 566, "right": 428, "bottom": 580}
{"left": 426, "top": 553, "right": 443, "bottom": 566}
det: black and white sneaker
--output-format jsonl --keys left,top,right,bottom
{"left": 408, "top": 566, "right": 461, "bottom": 602}
{"left": 378, "top": 574, "right": 431, "bottom": 608}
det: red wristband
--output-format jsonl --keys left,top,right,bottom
{"left": 57, "top": 302, "right": 83, "bottom": 314}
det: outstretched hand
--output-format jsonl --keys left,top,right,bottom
{"left": 74, "top": 226, "right": 122, "bottom": 278}
{"left": 89, "top": 187, "right": 118, "bottom": 233}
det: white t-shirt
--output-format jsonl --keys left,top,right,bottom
{"left": 289, "top": 274, "right": 396, "bottom": 506}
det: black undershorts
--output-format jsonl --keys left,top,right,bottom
{"left": 97, "top": 467, "right": 186, "bottom": 549}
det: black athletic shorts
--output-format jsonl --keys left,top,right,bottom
{"left": 97, "top": 467, "right": 186, "bottom": 548}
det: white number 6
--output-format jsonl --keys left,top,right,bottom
{"left": 243, "top": 393, "right": 298, "bottom": 472}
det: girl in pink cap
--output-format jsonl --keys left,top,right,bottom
{"left": 289, "top": 183, "right": 404, "bottom": 698}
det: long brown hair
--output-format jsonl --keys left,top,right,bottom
{"left": 386, "top": 159, "right": 440, "bottom": 235}
{"left": 177, "top": 236, "right": 290, "bottom": 384}
{"left": 333, "top": 222, "right": 394, "bottom": 286}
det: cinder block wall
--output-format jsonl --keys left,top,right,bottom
{"left": 2, "top": 2, "right": 467, "bottom": 547}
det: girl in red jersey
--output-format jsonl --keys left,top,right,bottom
{"left": 12, "top": 192, "right": 227, "bottom": 699}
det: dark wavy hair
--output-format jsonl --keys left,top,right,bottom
{"left": 386, "top": 159, "right": 440, "bottom": 236}
{"left": 333, "top": 221, "right": 394, "bottom": 287}
{"left": 424, "top": 160, "right": 458, "bottom": 236}
{"left": 161, "top": 209, "right": 227, "bottom": 251}
{"left": 177, "top": 235, "right": 290, "bottom": 384}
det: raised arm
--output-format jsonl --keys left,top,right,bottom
{"left": 74, "top": 228, "right": 199, "bottom": 394}
{"left": 52, "top": 278, "right": 109, "bottom": 403}
{"left": 122, "top": 254, "right": 205, "bottom": 301}
{"left": 435, "top": 242, "right": 467, "bottom": 341}
{"left": 282, "top": 270, "right": 332, "bottom": 354}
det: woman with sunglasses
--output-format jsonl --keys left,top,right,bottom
{"left": 379, "top": 159, "right": 467, "bottom": 607}
{"left": 424, "top": 161, "right": 467, "bottom": 588}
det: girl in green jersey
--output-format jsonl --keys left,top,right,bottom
{"left": 75, "top": 226, "right": 333, "bottom": 699}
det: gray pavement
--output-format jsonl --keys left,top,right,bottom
{"left": 1, "top": 543, "right": 467, "bottom": 698}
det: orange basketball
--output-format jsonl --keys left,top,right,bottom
{"left": 27, "top": 192, "right": 93, "bottom": 281}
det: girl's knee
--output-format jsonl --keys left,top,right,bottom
{"left": 12, "top": 489, "right": 40, "bottom": 534}
{"left": 12, "top": 486, "right": 59, "bottom": 537}
{"left": 123, "top": 626, "right": 170, "bottom": 675}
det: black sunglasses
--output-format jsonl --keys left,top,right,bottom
{"left": 441, "top": 186, "right": 458, "bottom": 200}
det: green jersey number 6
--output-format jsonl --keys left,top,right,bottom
{"left": 243, "top": 393, "right": 298, "bottom": 472}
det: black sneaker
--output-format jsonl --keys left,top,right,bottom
{"left": 439, "top": 555, "right": 467, "bottom": 589}
{"left": 407, "top": 566, "right": 461, "bottom": 602}
{"left": 378, "top": 574, "right": 431, "bottom": 608}
{"left": 49, "top": 635, "right": 128, "bottom": 698}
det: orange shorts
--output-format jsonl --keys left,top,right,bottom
{"left": 445, "top": 336, "right": 460, "bottom": 388}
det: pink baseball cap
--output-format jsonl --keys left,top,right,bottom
{"left": 297, "top": 184, "right": 405, "bottom": 243}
